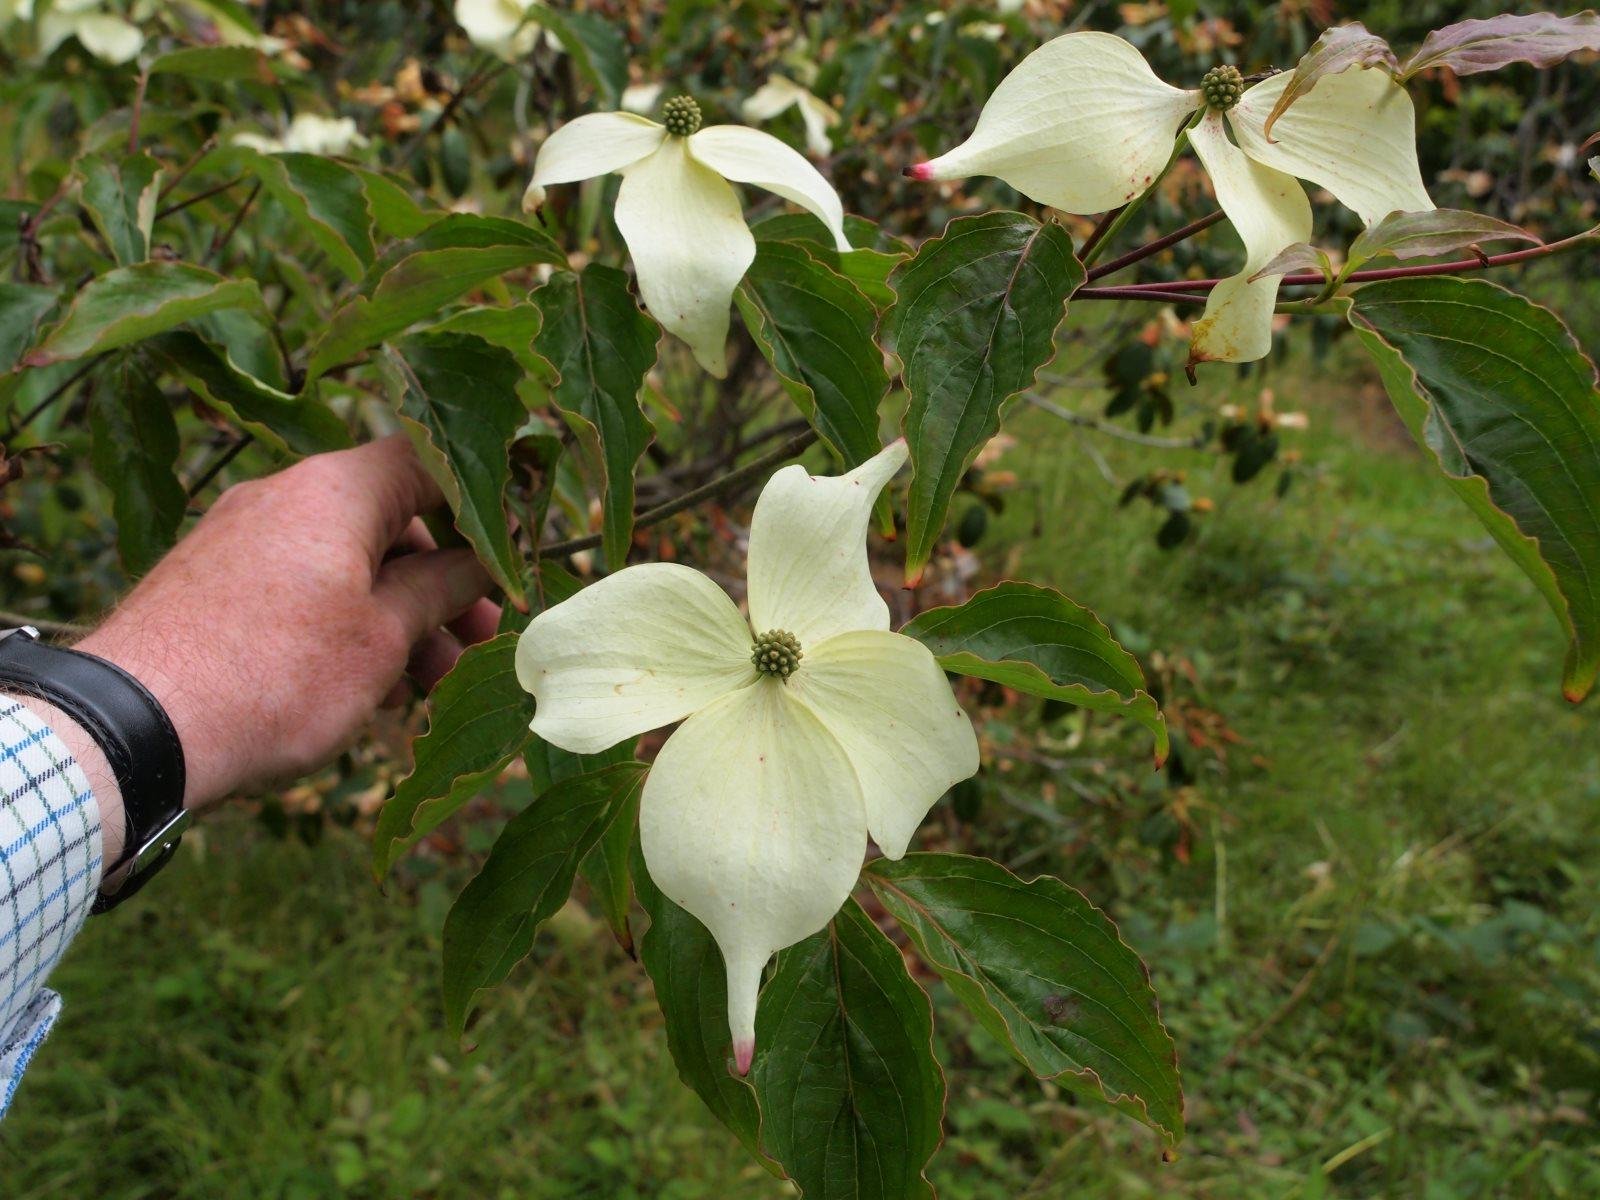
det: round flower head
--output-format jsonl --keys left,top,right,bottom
{"left": 521, "top": 100, "right": 852, "bottom": 377}
{"left": 906, "top": 31, "right": 1434, "bottom": 368}
{"left": 515, "top": 441, "right": 979, "bottom": 1073}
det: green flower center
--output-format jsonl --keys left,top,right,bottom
{"left": 751, "top": 629, "right": 802, "bottom": 682}
{"left": 661, "top": 95, "right": 702, "bottom": 137}
{"left": 1201, "top": 65, "right": 1244, "bottom": 112}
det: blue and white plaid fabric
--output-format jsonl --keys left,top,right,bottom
{"left": 0, "top": 699, "right": 101, "bottom": 1119}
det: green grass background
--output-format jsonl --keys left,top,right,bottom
{"left": 4, "top": 330, "right": 1598, "bottom": 1198}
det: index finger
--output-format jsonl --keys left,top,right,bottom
{"left": 319, "top": 435, "right": 446, "bottom": 559}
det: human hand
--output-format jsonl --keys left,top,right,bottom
{"left": 77, "top": 435, "right": 497, "bottom": 821}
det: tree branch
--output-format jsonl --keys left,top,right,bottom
{"left": 1025, "top": 394, "right": 1209, "bottom": 449}
{"left": 1085, "top": 211, "right": 1226, "bottom": 282}
{"left": 538, "top": 428, "right": 820, "bottom": 558}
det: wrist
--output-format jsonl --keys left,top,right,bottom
{"left": 75, "top": 629, "right": 223, "bottom": 810}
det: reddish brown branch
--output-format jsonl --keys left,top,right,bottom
{"left": 1085, "top": 211, "right": 1227, "bottom": 282}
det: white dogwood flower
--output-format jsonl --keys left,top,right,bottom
{"left": 233, "top": 113, "right": 369, "bottom": 157}
{"left": 454, "top": 0, "right": 544, "bottom": 59}
{"left": 907, "top": 31, "right": 1434, "bottom": 366}
{"left": 521, "top": 95, "right": 850, "bottom": 376}
{"left": 742, "top": 74, "right": 840, "bottom": 157}
{"left": 516, "top": 440, "right": 979, "bottom": 1072}
{"left": 35, "top": 0, "right": 144, "bottom": 64}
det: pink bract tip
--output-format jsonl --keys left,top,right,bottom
{"left": 733, "top": 1039, "right": 755, "bottom": 1075}
{"left": 903, "top": 162, "right": 936, "bottom": 182}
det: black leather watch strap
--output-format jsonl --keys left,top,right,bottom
{"left": 0, "top": 626, "right": 188, "bottom": 912}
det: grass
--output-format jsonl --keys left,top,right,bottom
{"left": 4, "top": 338, "right": 1599, "bottom": 1198}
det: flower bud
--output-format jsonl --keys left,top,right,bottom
{"left": 661, "top": 95, "right": 703, "bottom": 137}
{"left": 1200, "top": 65, "right": 1244, "bottom": 112}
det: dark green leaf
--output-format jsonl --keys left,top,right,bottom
{"left": 579, "top": 780, "right": 640, "bottom": 954}
{"left": 532, "top": 265, "right": 658, "bottom": 567}
{"left": 351, "top": 166, "right": 438, "bottom": 239}
{"left": 241, "top": 149, "right": 377, "bottom": 281}
{"left": 23, "top": 263, "right": 267, "bottom": 367}
{"left": 736, "top": 240, "right": 889, "bottom": 485}
{"left": 443, "top": 762, "right": 647, "bottom": 1035}
{"left": 865, "top": 853, "right": 1183, "bottom": 1147}
{"left": 639, "top": 881, "right": 771, "bottom": 1166}
{"left": 750, "top": 212, "right": 910, "bottom": 310}
{"left": 90, "top": 362, "right": 184, "bottom": 576}
{"left": 0, "top": 284, "right": 57, "bottom": 373}
{"left": 903, "top": 581, "right": 1167, "bottom": 764}
{"left": 307, "top": 213, "right": 565, "bottom": 380}
{"left": 752, "top": 897, "right": 945, "bottom": 1200}
{"left": 143, "top": 331, "right": 351, "bottom": 455}
{"left": 148, "top": 44, "right": 270, "bottom": 82}
{"left": 1348, "top": 277, "right": 1600, "bottom": 700}
{"left": 384, "top": 332, "right": 529, "bottom": 606}
{"left": 531, "top": 5, "right": 628, "bottom": 105}
{"left": 889, "top": 212, "right": 1083, "bottom": 583}
{"left": 372, "top": 632, "right": 536, "bottom": 879}
{"left": 76, "top": 151, "right": 163, "bottom": 264}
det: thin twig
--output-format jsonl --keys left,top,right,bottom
{"left": 5, "top": 356, "right": 102, "bottom": 437}
{"left": 1218, "top": 927, "right": 1343, "bottom": 1069}
{"left": 156, "top": 175, "right": 244, "bottom": 221}
{"left": 1086, "top": 210, "right": 1226, "bottom": 282}
{"left": 186, "top": 433, "right": 254, "bottom": 497}
{"left": 1075, "top": 285, "right": 1210, "bottom": 306}
{"left": 128, "top": 66, "right": 149, "bottom": 155}
{"left": 1105, "top": 228, "right": 1597, "bottom": 294}
{"left": 1025, "top": 393, "right": 1209, "bottom": 449}
{"left": 396, "top": 56, "right": 508, "bottom": 168}
{"left": 156, "top": 136, "right": 219, "bottom": 200}
{"left": 206, "top": 181, "right": 261, "bottom": 265}
{"left": 1076, "top": 205, "right": 1125, "bottom": 262}
{"left": 538, "top": 428, "right": 820, "bottom": 558}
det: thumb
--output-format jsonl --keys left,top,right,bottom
{"left": 373, "top": 548, "right": 494, "bottom": 644}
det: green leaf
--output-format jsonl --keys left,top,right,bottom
{"left": 0, "top": 284, "right": 57, "bottom": 373}
{"left": 371, "top": 632, "right": 536, "bottom": 879}
{"left": 306, "top": 214, "right": 565, "bottom": 381}
{"left": 736, "top": 240, "right": 889, "bottom": 475}
{"left": 148, "top": 44, "right": 270, "bottom": 82}
{"left": 750, "top": 212, "right": 910, "bottom": 310}
{"left": 532, "top": 265, "right": 658, "bottom": 567}
{"left": 578, "top": 780, "right": 640, "bottom": 954}
{"left": 75, "top": 151, "right": 163, "bottom": 265}
{"left": 639, "top": 881, "right": 770, "bottom": 1166}
{"left": 23, "top": 263, "right": 267, "bottom": 367}
{"left": 143, "top": 331, "right": 352, "bottom": 456}
{"left": 351, "top": 166, "right": 438, "bottom": 240}
{"left": 1348, "top": 277, "right": 1600, "bottom": 701}
{"left": 240, "top": 149, "right": 377, "bottom": 281}
{"left": 1346, "top": 209, "right": 1538, "bottom": 272}
{"left": 889, "top": 212, "right": 1084, "bottom": 583}
{"left": 90, "top": 362, "right": 184, "bottom": 576}
{"left": 530, "top": 5, "right": 628, "bottom": 105}
{"left": 384, "top": 332, "right": 529, "bottom": 606}
{"left": 442, "top": 762, "right": 647, "bottom": 1036}
{"left": 752, "top": 897, "right": 945, "bottom": 1200}
{"left": 903, "top": 581, "right": 1168, "bottom": 764}
{"left": 865, "top": 853, "right": 1183, "bottom": 1147}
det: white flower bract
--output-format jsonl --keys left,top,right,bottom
{"left": 911, "top": 31, "right": 1434, "bottom": 366}
{"left": 515, "top": 441, "right": 980, "bottom": 1073}
{"left": 741, "top": 74, "right": 840, "bottom": 157}
{"left": 521, "top": 107, "right": 851, "bottom": 377}
{"left": 233, "top": 113, "right": 369, "bottom": 157}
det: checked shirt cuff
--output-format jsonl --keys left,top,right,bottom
{"left": 0, "top": 699, "right": 102, "bottom": 1119}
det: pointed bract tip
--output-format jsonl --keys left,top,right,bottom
{"left": 903, "top": 162, "right": 935, "bottom": 182}
{"left": 1562, "top": 683, "right": 1588, "bottom": 705}
{"left": 732, "top": 1038, "right": 755, "bottom": 1075}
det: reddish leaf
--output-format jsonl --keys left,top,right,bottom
{"left": 1401, "top": 12, "right": 1600, "bottom": 78}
